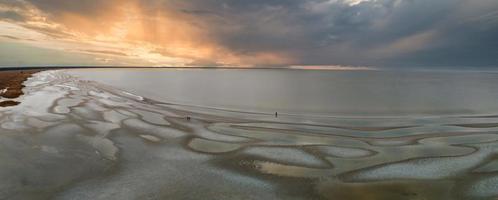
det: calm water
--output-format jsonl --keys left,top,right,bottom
{"left": 69, "top": 68, "right": 498, "bottom": 117}
{"left": 0, "top": 68, "right": 497, "bottom": 200}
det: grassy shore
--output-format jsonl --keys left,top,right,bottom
{"left": 0, "top": 70, "right": 41, "bottom": 107}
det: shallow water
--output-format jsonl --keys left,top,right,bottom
{"left": 69, "top": 68, "right": 498, "bottom": 117}
{"left": 0, "top": 69, "right": 497, "bottom": 199}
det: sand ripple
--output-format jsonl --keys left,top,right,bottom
{"left": 0, "top": 70, "right": 497, "bottom": 199}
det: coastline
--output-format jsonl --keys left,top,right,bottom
{"left": 0, "top": 69, "right": 41, "bottom": 107}
{"left": 0, "top": 69, "right": 497, "bottom": 199}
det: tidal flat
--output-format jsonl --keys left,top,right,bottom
{"left": 0, "top": 69, "right": 498, "bottom": 199}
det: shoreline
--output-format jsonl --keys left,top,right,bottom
{"left": 0, "top": 69, "right": 41, "bottom": 107}
{"left": 0, "top": 68, "right": 497, "bottom": 199}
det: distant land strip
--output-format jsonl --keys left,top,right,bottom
{"left": 0, "top": 65, "right": 376, "bottom": 71}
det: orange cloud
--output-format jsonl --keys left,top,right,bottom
{"left": 0, "top": 0, "right": 292, "bottom": 67}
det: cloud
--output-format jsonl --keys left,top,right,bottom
{"left": 369, "top": 30, "right": 439, "bottom": 58}
{"left": 0, "top": 0, "right": 497, "bottom": 68}
{"left": 78, "top": 49, "right": 128, "bottom": 57}
{"left": 0, "top": 10, "right": 25, "bottom": 21}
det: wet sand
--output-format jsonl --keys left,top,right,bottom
{"left": 0, "top": 69, "right": 498, "bottom": 199}
{"left": 0, "top": 69, "right": 40, "bottom": 107}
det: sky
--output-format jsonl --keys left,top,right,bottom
{"left": 0, "top": 0, "right": 497, "bottom": 68}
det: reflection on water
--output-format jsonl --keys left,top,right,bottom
{"left": 0, "top": 70, "right": 497, "bottom": 199}
{"left": 68, "top": 68, "right": 498, "bottom": 117}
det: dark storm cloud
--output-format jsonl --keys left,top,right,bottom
{"left": 173, "top": 0, "right": 498, "bottom": 67}
{"left": 1, "top": 0, "right": 497, "bottom": 67}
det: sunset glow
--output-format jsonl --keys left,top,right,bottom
{"left": 1, "top": 1, "right": 498, "bottom": 199}
{"left": 1, "top": 0, "right": 498, "bottom": 68}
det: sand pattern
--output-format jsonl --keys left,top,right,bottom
{"left": 0, "top": 70, "right": 497, "bottom": 199}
